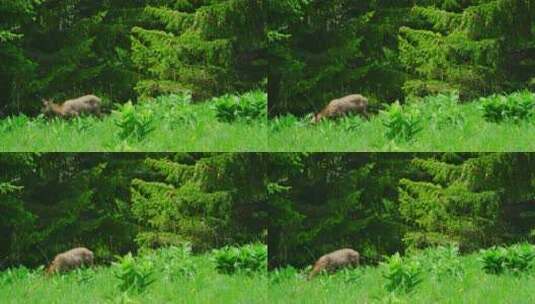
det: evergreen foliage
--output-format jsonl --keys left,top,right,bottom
{"left": 130, "top": 153, "right": 267, "bottom": 251}
{"left": 131, "top": 0, "right": 266, "bottom": 100}
{"left": 268, "top": 153, "right": 535, "bottom": 268}
{"left": 0, "top": 1, "right": 266, "bottom": 116}
{"left": 0, "top": 153, "right": 267, "bottom": 269}
{"left": 269, "top": 0, "right": 535, "bottom": 116}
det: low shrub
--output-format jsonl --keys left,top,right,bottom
{"left": 382, "top": 252, "right": 423, "bottom": 294}
{"left": 212, "top": 243, "right": 267, "bottom": 275}
{"left": 481, "top": 91, "right": 535, "bottom": 123}
{"left": 480, "top": 243, "right": 535, "bottom": 275}
{"left": 113, "top": 101, "right": 155, "bottom": 141}
{"left": 113, "top": 253, "right": 155, "bottom": 294}
{"left": 214, "top": 91, "right": 266, "bottom": 123}
{"left": 381, "top": 101, "right": 423, "bottom": 142}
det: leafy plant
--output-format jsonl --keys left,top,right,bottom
{"left": 382, "top": 253, "right": 423, "bottom": 294}
{"left": 480, "top": 243, "right": 535, "bottom": 275}
{"left": 417, "top": 92, "right": 465, "bottom": 129}
{"left": 113, "top": 253, "right": 155, "bottom": 294}
{"left": 506, "top": 243, "right": 535, "bottom": 273}
{"left": 113, "top": 101, "right": 155, "bottom": 141}
{"left": 214, "top": 91, "right": 266, "bottom": 123}
{"left": 143, "top": 244, "right": 197, "bottom": 280}
{"left": 212, "top": 243, "right": 267, "bottom": 275}
{"left": 413, "top": 245, "right": 464, "bottom": 281}
{"left": 481, "top": 91, "right": 535, "bottom": 123}
{"left": 74, "top": 268, "right": 96, "bottom": 285}
{"left": 480, "top": 246, "right": 508, "bottom": 274}
{"left": 381, "top": 101, "right": 423, "bottom": 142}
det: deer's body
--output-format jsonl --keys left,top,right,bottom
{"left": 46, "top": 247, "right": 94, "bottom": 275}
{"left": 308, "top": 248, "right": 360, "bottom": 279}
{"left": 42, "top": 95, "right": 101, "bottom": 118}
{"left": 312, "top": 94, "right": 369, "bottom": 123}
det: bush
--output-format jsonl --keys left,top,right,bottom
{"left": 113, "top": 101, "right": 155, "bottom": 141}
{"left": 212, "top": 243, "right": 267, "bottom": 275}
{"left": 142, "top": 244, "right": 197, "bottom": 280}
{"left": 382, "top": 253, "right": 423, "bottom": 294}
{"left": 381, "top": 101, "right": 423, "bottom": 142}
{"left": 413, "top": 245, "right": 464, "bottom": 281}
{"left": 113, "top": 253, "right": 155, "bottom": 294}
{"left": 481, "top": 91, "right": 535, "bottom": 123}
{"left": 480, "top": 243, "right": 535, "bottom": 275}
{"left": 150, "top": 93, "right": 198, "bottom": 128}
{"left": 214, "top": 91, "right": 266, "bottom": 123}
{"left": 417, "top": 92, "right": 465, "bottom": 129}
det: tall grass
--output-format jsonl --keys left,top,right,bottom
{"left": 269, "top": 245, "right": 535, "bottom": 303}
{"left": 0, "top": 91, "right": 267, "bottom": 152}
{"left": 0, "top": 245, "right": 267, "bottom": 304}
{"left": 269, "top": 91, "right": 535, "bottom": 152}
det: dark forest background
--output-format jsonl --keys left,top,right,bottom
{"left": 268, "top": 153, "right": 535, "bottom": 268}
{"left": 1, "top": 153, "right": 534, "bottom": 270}
{"left": 0, "top": 0, "right": 266, "bottom": 117}
{"left": 268, "top": 0, "right": 535, "bottom": 116}
{"left": 0, "top": 153, "right": 267, "bottom": 269}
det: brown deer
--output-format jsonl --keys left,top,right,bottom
{"left": 308, "top": 248, "right": 360, "bottom": 279}
{"left": 312, "top": 94, "right": 369, "bottom": 123}
{"left": 42, "top": 95, "right": 101, "bottom": 118}
{"left": 46, "top": 247, "right": 94, "bottom": 275}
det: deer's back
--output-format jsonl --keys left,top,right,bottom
{"left": 321, "top": 248, "right": 359, "bottom": 267}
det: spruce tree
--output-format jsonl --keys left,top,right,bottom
{"left": 399, "top": 153, "right": 535, "bottom": 251}
{"left": 130, "top": 153, "right": 267, "bottom": 251}
{"left": 399, "top": 0, "right": 535, "bottom": 99}
{"left": 131, "top": 0, "right": 266, "bottom": 100}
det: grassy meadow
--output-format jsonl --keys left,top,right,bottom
{"left": 0, "top": 91, "right": 267, "bottom": 152}
{"left": 0, "top": 244, "right": 267, "bottom": 304}
{"left": 269, "top": 244, "right": 535, "bottom": 304}
{"left": 269, "top": 91, "right": 535, "bottom": 152}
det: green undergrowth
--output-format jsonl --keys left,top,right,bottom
{"left": 0, "top": 91, "right": 267, "bottom": 152}
{"left": 0, "top": 243, "right": 267, "bottom": 304}
{"left": 269, "top": 91, "right": 535, "bottom": 152}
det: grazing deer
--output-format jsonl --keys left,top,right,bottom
{"left": 308, "top": 248, "right": 360, "bottom": 279}
{"left": 312, "top": 94, "right": 369, "bottom": 123}
{"left": 42, "top": 95, "right": 101, "bottom": 118}
{"left": 46, "top": 247, "right": 94, "bottom": 275}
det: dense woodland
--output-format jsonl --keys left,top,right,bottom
{"left": 0, "top": 0, "right": 266, "bottom": 116}
{"left": 268, "top": 153, "right": 535, "bottom": 268}
{"left": 268, "top": 0, "right": 535, "bottom": 116}
{"left": 0, "top": 153, "right": 267, "bottom": 268}
{"left": 1, "top": 152, "right": 535, "bottom": 274}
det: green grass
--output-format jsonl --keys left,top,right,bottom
{"left": 0, "top": 91, "right": 267, "bottom": 152}
{"left": 0, "top": 246, "right": 267, "bottom": 304}
{"left": 269, "top": 91, "right": 535, "bottom": 152}
{"left": 269, "top": 246, "right": 535, "bottom": 304}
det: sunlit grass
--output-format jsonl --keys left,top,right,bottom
{"left": 0, "top": 92, "right": 267, "bottom": 152}
{"left": 269, "top": 251, "right": 535, "bottom": 303}
{"left": 269, "top": 91, "right": 535, "bottom": 152}
{"left": 0, "top": 248, "right": 267, "bottom": 304}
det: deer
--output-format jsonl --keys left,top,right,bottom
{"left": 311, "top": 94, "right": 369, "bottom": 123}
{"left": 46, "top": 247, "right": 94, "bottom": 275}
{"left": 41, "top": 95, "right": 101, "bottom": 118}
{"left": 308, "top": 248, "right": 360, "bottom": 279}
